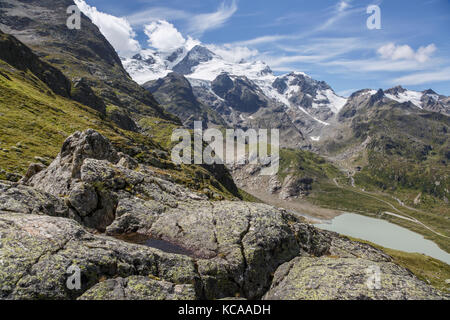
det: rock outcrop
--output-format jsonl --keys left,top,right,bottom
{"left": 0, "top": 130, "right": 446, "bottom": 300}
{"left": 79, "top": 276, "right": 196, "bottom": 300}
{"left": 0, "top": 213, "right": 198, "bottom": 300}
{"left": 263, "top": 256, "right": 441, "bottom": 300}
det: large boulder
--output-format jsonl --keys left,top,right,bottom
{"left": 28, "top": 129, "right": 120, "bottom": 196}
{"left": 263, "top": 256, "right": 446, "bottom": 300}
{"left": 0, "top": 213, "right": 199, "bottom": 300}
{"left": 78, "top": 276, "right": 196, "bottom": 300}
{"left": 0, "top": 181, "right": 76, "bottom": 219}
{"left": 1, "top": 129, "right": 445, "bottom": 300}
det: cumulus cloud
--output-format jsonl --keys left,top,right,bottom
{"left": 142, "top": 19, "right": 255, "bottom": 62}
{"left": 144, "top": 20, "right": 200, "bottom": 52}
{"left": 377, "top": 43, "right": 436, "bottom": 63}
{"left": 75, "top": 0, "right": 140, "bottom": 56}
{"left": 144, "top": 20, "right": 185, "bottom": 51}
{"left": 188, "top": 0, "right": 237, "bottom": 36}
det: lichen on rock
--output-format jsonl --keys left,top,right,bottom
{"left": 0, "top": 129, "right": 446, "bottom": 300}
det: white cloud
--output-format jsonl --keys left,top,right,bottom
{"left": 75, "top": 0, "right": 140, "bottom": 56}
{"left": 392, "top": 67, "right": 450, "bottom": 85}
{"left": 378, "top": 43, "right": 437, "bottom": 63}
{"left": 142, "top": 20, "right": 254, "bottom": 61}
{"left": 266, "top": 54, "right": 326, "bottom": 67}
{"left": 143, "top": 20, "right": 201, "bottom": 52}
{"left": 144, "top": 20, "right": 187, "bottom": 51}
{"left": 316, "top": 0, "right": 360, "bottom": 31}
{"left": 233, "top": 35, "right": 295, "bottom": 46}
{"left": 323, "top": 58, "right": 431, "bottom": 72}
{"left": 337, "top": 1, "right": 351, "bottom": 12}
{"left": 257, "top": 37, "right": 376, "bottom": 70}
{"left": 127, "top": 7, "right": 189, "bottom": 26}
{"left": 206, "top": 44, "right": 258, "bottom": 63}
{"left": 184, "top": 37, "right": 202, "bottom": 51}
{"left": 126, "top": 1, "right": 237, "bottom": 37}
{"left": 188, "top": 0, "right": 237, "bottom": 36}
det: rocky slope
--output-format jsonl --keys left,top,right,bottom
{"left": 0, "top": 1, "right": 239, "bottom": 200}
{"left": 0, "top": 129, "right": 446, "bottom": 300}
{"left": 126, "top": 43, "right": 449, "bottom": 146}
{"left": 321, "top": 88, "right": 450, "bottom": 200}
{"left": 0, "top": 30, "right": 71, "bottom": 98}
{"left": 143, "top": 72, "right": 225, "bottom": 129}
{"left": 0, "top": 0, "right": 178, "bottom": 129}
{"left": 84, "top": 0, "right": 448, "bottom": 253}
{"left": 0, "top": 0, "right": 448, "bottom": 300}
{"left": 126, "top": 45, "right": 347, "bottom": 144}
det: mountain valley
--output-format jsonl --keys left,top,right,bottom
{"left": 0, "top": 0, "right": 448, "bottom": 300}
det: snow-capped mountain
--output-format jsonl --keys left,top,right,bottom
{"left": 123, "top": 44, "right": 348, "bottom": 142}
{"left": 343, "top": 86, "right": 450, "bottom": 116}
{"left": 384, "top": 86, "right": 450, "bottom": 114}
{"left": 122, "top": 44, "right": 449, "bottom": 145}
{"left": 122, "top": 48, "right": 188, "bottom": 84}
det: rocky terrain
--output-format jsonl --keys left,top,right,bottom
{"left": 1, "top": 129, "right": 447, "bottom": 300}
{"left": 0, "top": 0, "right": 178, "bottom": 130}
{"left": 143, "top": 72, "right": 225, "bottom": 129}
{"left": 131, "top": 42, "right": 449, "bottom": 237}
{"left": 0, "top": 0, "right": 449, "bottom": 300}
{"left": 126, "top": 43, "right": 449, "bottom": 145}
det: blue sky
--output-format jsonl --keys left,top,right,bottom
{"left": 76, "top": 0, "right": 450, "bottom": 95}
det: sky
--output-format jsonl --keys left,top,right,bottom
{"left": 75, "top": 0, "right": 450, "bottom": 96}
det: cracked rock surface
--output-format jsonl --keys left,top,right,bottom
{"left": 263, "top": 256, "right": 444, "bottom": 300}
{"left": 0, "top": 130, "right": 446, "bottom": 300}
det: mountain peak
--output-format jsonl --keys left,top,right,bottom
{"left": 172, "top": 45, "right": 216, "bottom": 75}
{"left": 190, "top": 45, "right": 215, "bottom": 56}
{"left": 369, "top": 89, "right": 386, "bottom": 105}
{"left": 384, "top": 85, "right": 406, "bottom": 95}
{"left": 423, "top": 88, "right": 438, "bottom": 95}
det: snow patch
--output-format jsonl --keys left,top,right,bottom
{"left": 385, "top": 90, "right": 423, "bottom": 109}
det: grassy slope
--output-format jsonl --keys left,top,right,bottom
{"left": 0, "top": 59, "right": 236, "bottom": 200}
{"left": 278, "top": 148, "right": 342, "bottom": 182}
{"left": 270, "top": 147, "right": 450, "bottom": 253}
{"left": 308, "top": 175, "right": 450, "bottom": 253}
{"left": 309, "top": 103, "right": 450, "bottom": 253}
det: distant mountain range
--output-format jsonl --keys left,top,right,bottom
{"left": 123, "top": 44, "right": 450, "bottom": 146}
{"left": 124, "top": 42, "right": 450, "bottom": 236}
{"left": 0, "top": 0, "right": 448, "bottom": 299}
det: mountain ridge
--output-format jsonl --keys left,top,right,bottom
{"left": 0, "top": 0, "right": 180, "bottom": 130}
{"left": 0, "top": 0, "right": 448, "bottom": 300}
{"left": 125, "top": 44, "right": 449, "bottom": 145}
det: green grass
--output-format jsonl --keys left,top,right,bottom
{"left": 309, "top": 182, "right": 395, "bottom": 214}
{"left": 309, "top": 179, "right": 450, "bottom": 253}
{"left": 0, "top": 61, "right": 133, "bottom": 176}
{"left": 313, "top": 103, "right": 450, "bottom": 254}
{"left": 137, "top": 116, "right": 182, "bottom": 150}
{"left": 237, "top": 188, "right": 263, "bottom": 203}
{"left": 273, "top": 148, "right": 448, "bottom": 253}
{"left": 278, "top": 148, "right": 342, "bottom": 182}
{"left": 0, "top": 59, "right": 238, "bottom": 200}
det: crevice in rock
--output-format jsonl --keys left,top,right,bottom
{"left": 9, "top": 237, "right": 71, "bottom": 298}
{"left": 238, "top": 203, "right": 252, "bottom": 297}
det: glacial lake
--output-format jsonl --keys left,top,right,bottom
{"left": 316, "top": 213, "right": 450, "bottom": 265}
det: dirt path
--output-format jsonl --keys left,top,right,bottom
{"left": 333, "top": 176, "right": 449, "bottom": 239}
